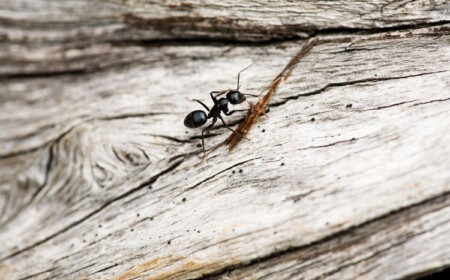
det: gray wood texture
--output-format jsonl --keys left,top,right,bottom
{"left": 0, "top": 1, "right": 449, "bottom": 279}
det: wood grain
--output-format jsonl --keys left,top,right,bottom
{"left": 0, "top": 1, "right": 449, "bottom": 279}
{"left": 0, "top": 0, "right": 449, "bottom": 75}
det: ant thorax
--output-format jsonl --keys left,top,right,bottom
{"left": 217, "top": 98, "right": 229, "bottom": 111}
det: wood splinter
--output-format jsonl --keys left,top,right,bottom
{"left": 224, "top": 37, "right": 318, "bottom": 150}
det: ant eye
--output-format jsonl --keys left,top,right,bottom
{"left": 184, "top": 110, "right": 207, "bottom": 128}
{"left": 227, "top": 90, "right": 246, "bottom": 105}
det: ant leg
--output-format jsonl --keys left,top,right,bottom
{"left": 192, "top": 99, "right": 210, "bottom": 112}
{"left": 242, "top": 93, "right": 260, "bottom": 97}
{"left": 210, "top": 91, "right": 220, "bottom": 102}
{"left": 236, "top": 63, "right": 253, "bottom": 90}
{"left": 217, "top": 115, "right": 236, "bottom": 134}
{"left": 218, "top": 115, "right": 250, "bottom": 140}
{"left": 210, "top": 91, "right": 228, "bottom": 103}
{"left": 200, "top": 118, "right": 216, "bottom": 157}
{"left": 257, "top": 85, "right": 271, "bottom": 97}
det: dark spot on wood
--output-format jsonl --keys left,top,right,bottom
{"left": 351, "top": 137, "right": 356, "bottom": 141}
{"left": 137, "top": 213, "right": 140, "bottom": 217}
{"left": 197, "top": 230, "right": 201, "bottom": 233}
{"left": 281, "top": 163, "right": 285, "bottom": 166}
{"left": 232, "top": 170, "right": 236, "bottom": 174}
{"left": 311, "top": 118, "right": 315, "bottom": 122}
{"left": 167, "top": 240, "right": 171, "bottom": 245}
{"left": 418, "top": 266, "right": 450, "bottom": 280}
{"left": 262, "top": 129, "right": 266, "bottom": 133}
{"left": 196, "top": 143, "right": 202, "bottom": 148}
{"left": 182, "top": 197, "right": 187, "bottom": 202}
{"left": 148, "top": 185, "right": 152, "bottom": 189}
{"left": 346, "top": 104, "right": 353, "bottom": 108}
{"left": 239, "top": 169, "right": 243, "bottom": 173}
{"left": 150, "top": 217, "right": 154, "bottom": 220}
{"left": 99, "top": 225, "right": 102, "bottom": 228}
{"left": 131, "top": 229, "right": 134, "bottom": 232}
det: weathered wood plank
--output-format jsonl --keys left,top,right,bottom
{"left": 211, "top": 192, "right": 450, "bottom": 280}
{"left": 0, "top": 22, "right": 449, "bottom": 279}
{"left": 0, "top": 0, "right": 449, "bottom": 75}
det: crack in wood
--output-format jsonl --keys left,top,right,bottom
{"left": 98, "top": 112, "right": 174, "bottom": 121}
{"left": 359, "top": 100, "right": 417, "bottom": 111}
{"left": 17, "top": 267, "right": 56, "bottom": 280}
{"left": 411, "top": 97, "right": 450, "bottom": 107}
{"left": 63, "top": 262, "right": 98, "bottom": 278}
{"left": 92, "top": 263, "right": 119, "bottom": 275}
{"left": 296, "top": 137, "right": 359, "bottom": 151}
{"left": 271, "top": 70, "right": 449, "bottom": 108}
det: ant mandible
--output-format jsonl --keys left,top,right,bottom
{"left": 184, "top": 66, "right": 258, "bottom": 156}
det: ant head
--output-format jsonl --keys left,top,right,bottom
{"left": 226, "top": 90, "right": 246, "bottom": 105}
{"left": 184, "top": 110, "right": 207, "bottom": 128}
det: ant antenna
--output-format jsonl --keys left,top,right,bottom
{"left": 257, "top": 85, "right": 271, "bottom": 97}
{"left": 236, "top": 63, "right": 253, "bottom": 90}
{"left": 242, "top": 93, "right": 260, "bottom": 97}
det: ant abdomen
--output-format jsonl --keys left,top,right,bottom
{"left": 226, "top": 90, "right": 246, "bottom": 105}
{"left": 184, "top": 110, "right": 207, "bottom": 128}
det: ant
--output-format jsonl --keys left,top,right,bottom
{"left": 184, "top": 66, "right": 258, "bottom": 156}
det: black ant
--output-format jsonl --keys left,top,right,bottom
{"left": 184, "top": 66, "right": 258, "bottom": 156}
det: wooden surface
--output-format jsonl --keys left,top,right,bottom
{"left": 0, "top": 1, "right": 450, "bottom": 279}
